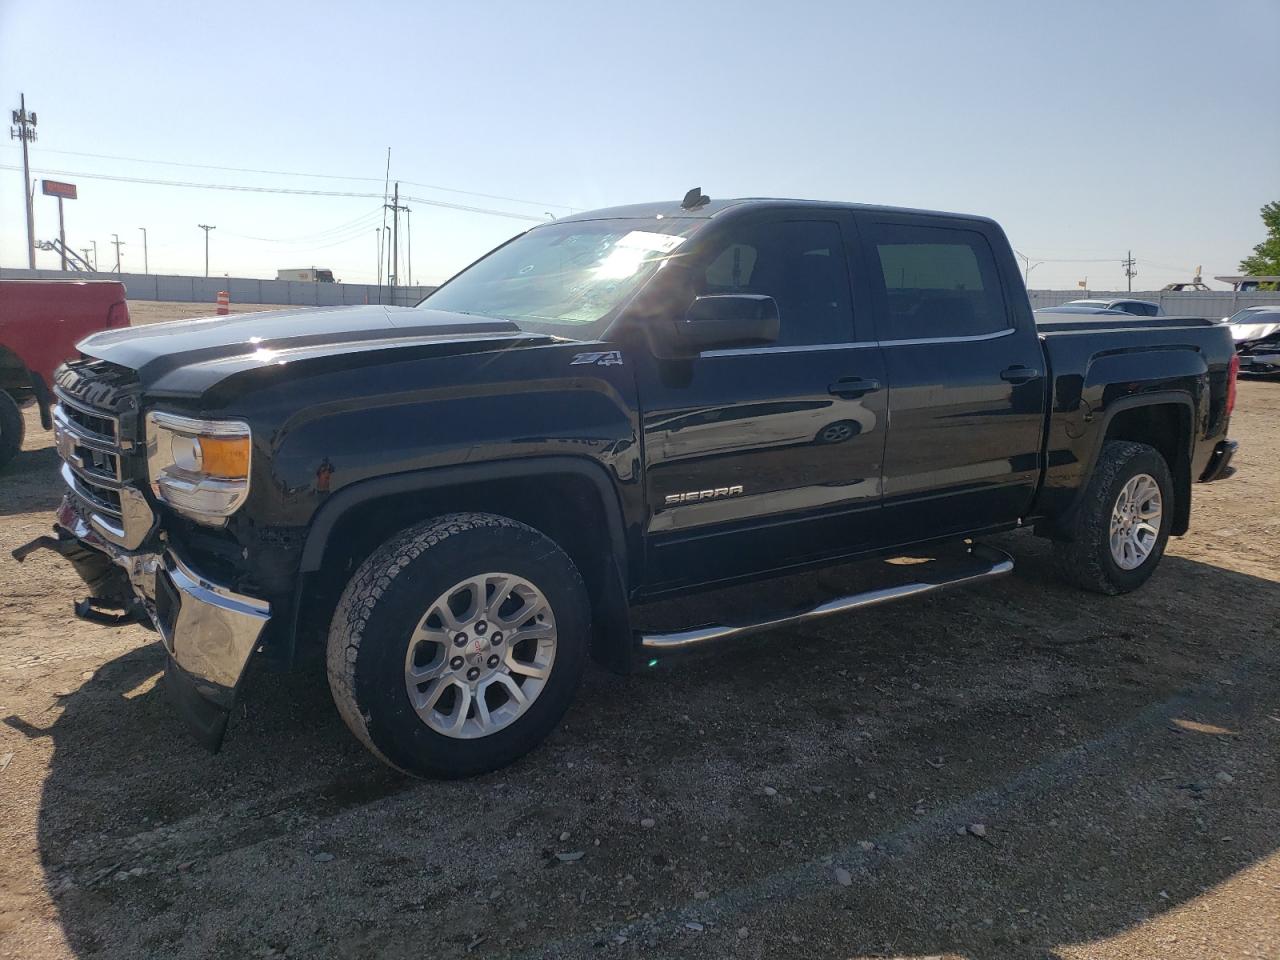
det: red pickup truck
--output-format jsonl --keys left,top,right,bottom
{"left": 0, "top": 280, "right": 131, "bottom": 469}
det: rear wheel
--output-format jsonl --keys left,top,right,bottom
{"left": 0, "top": 390, "right": 24, "bottom": 470}
{"left": 326, "top": 512, "right": 589, "bottom": 778}
{"left": 1052, "top": 440, "right": 1173, "bottom": 595}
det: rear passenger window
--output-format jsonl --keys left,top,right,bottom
{"left": 698, "top": 220, "right": 854, "bottom": 347}
{"left": 1125, "top": 302, "right": 1158, "bottom": 317}
{"left": 871, "top": 226, "right": 1009, "bottom": 340}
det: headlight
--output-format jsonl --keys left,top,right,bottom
{"left": 145, "top": 411, "right": 252, "bottom": 523}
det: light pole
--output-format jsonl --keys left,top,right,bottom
{"left": 138, "top": 227, "right": 149, "bottom": 274}
{"left": 1014, "top": 250, "right": 1044, "bottom": 287}
{"left": 197, "top": 224, "right": 215, "bottom": 277}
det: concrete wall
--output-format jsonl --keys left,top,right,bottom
{"left": 1027, "top": 289, "right": 1280, "bottom": 317}
{"left": 6, "top": 266, "right": 1278, "bottom": 318}
{"left": 0, "top": 267, "right": 435, "bottom": 307}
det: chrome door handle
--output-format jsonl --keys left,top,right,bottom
{"left": 828, "top": 377, "right": 881, "bottom": 399}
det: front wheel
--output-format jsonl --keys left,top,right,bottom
{"left": 326, "top": 512, "right": 589, "bottom": 778}
{"left": 1052, "top": 440, "right": 1174, "bottom": 595}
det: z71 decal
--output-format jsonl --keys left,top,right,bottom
{"left": 570, "top": 350, "right": 623, "bottom": 367}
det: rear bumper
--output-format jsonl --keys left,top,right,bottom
{"left": 21, "top": 498, "right": 271, "bottom": 750}
{"left": 1200, "top": 440, "right": 1238, "bottom": 483}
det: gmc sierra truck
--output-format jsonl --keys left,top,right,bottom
{"left": 17, "top": 193, "right": 1239, "bottom": 778}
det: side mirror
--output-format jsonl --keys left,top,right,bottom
{"left": 677, "top": 294, "right": 779, "bottom": 352}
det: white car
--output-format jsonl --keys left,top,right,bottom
{"left": 1222, "top": 306, "right": 1280, "bottom": 344}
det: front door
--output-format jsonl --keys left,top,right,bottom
{"left": 855, "top": 214, "right": 1048, "bottom": 543}
{"left": 633, "top": 213, "right": 888, "bottom": 591}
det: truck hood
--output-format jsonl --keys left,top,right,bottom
{"left": 76, "top": 304, "right": 549, "bottom": 397}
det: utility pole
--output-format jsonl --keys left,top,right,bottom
{"left": 110, "top": 233, "right": 125, "bottom": 273}
{"left": 383, "top": 226, "right": 391, "bottom": 301}
{"left": 1122, "top": 250, "right": 1137, "bottom": 292}
{"left": 197, "top": 224, "right": 216, "bottom": 277}
{"left": 384, "top": 182, "right": 409, "bottom": 297}
{"left": 391, "top": 182, "right": 400, "bottom": 288}
{"left": 138, "top": 227, "right": 149, "bottom": 274}
{"left": 405, "top": 206, "right": 413, "bottom": 287}
{"left": 90, "top": 240, "right": 98, "bottom": 271}
{"left": 10, "top": 94, "right": 38, "bottom": 268}
{"left": 79, "top": 247, "right": 93, "bottom": 270}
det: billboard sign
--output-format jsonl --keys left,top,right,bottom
{"left": 41, "top": 180, "right": 77, "bottom": 200}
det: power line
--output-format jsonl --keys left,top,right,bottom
{"left": 221, "top": 207, "right": 384, "bottom": 244}
{"left": 0, "top": 163, "right": 550, "bottom": 222}
{"left": 1017, "top": 255, "right": 1126, "bottom": 263}
{"left": 0, "top": 144, "right": 579, "bottom": 210}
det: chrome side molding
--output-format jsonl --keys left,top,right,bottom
{"left": 638, "top": 544, "right": 1014, "bottom": 650}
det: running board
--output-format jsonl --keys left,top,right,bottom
{"left": 638, "top": 543, "right": 1013, "bottom": 650}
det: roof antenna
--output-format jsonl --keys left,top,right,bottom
{"left": 681, "top": 187, "right": 711, "bottom": 210}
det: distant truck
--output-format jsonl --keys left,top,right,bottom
{"left": 0, "top": 280, "right": 130, "bottom": 469}
{"left": 276, "top": 268, "right": 335, "bottom": 283}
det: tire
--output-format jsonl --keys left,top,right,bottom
{"left": 1052, "top": 440, "right": 1174, "bottom": 595}
{"left": 0, "top": 390, "right": 24, "bottom": 470}
{"left": 326, "top": 512, "right": 590, "bottom": 778}
{"left": 814, "top": 419, "right": 861, "bottom": 444}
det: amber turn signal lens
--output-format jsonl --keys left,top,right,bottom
{"left": 197, "top": 436, "right": 251, "bottom": 478}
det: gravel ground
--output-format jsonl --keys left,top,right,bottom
{"left": 126, "top": 300, "right": 293, "bottom": 325}
{"left": 0, "top": 303, "right": 1277, "bottom": 959}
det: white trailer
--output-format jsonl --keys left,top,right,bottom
{"left": 276, "top": 268, "right": 336, "bottom": 283}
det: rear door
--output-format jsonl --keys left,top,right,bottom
{"left": 633, "top": 210, "right": 888, "bottom": 590}
{"left": 854, "top": 213, "right": 1047, "bottom": 542}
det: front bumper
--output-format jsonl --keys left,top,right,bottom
{"left": 1239, "top": 350, "right": 1280, "bottom": 374}
{"left": 34, "top": 499, "right": 271, "bottom": 750}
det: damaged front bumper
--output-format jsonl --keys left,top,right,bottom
{"left": 1239, "top": 349, "right": 1280, "bottom": 374}
{"left": 16, "top": 499, "right": 271, "bottom": 751}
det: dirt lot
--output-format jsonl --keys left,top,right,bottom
{"left": 126, "top": 300, "right": 291, "bottom": 325}
{"left": 1, "top": 304, "right": 1277, "bottom": 959}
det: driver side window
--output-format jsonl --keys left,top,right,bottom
{"left": 697, "top": 220, "right": 854, "bottom": 347}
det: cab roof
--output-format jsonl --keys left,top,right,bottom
{"left": 554, "top": 197, "right": 998, "bottom": 226}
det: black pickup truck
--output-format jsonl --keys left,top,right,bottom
{"left": 19, "top": 193, "right": 1240, "bottom": 778}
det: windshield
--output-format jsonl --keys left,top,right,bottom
{"left": 1227, "top": 307, "right": 1278, "bottom": 323}
{"left": 420, "top": 218, "right": 703, "bottom": 332}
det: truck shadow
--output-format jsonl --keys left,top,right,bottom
{"left": 0, "top": 446, "right": 63, "bottom": 517}
{"left": 22, "top": 531, "right": 1280, "bottom": 959}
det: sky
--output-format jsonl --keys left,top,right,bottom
{"left": 1, "top": 0, "right": 1277, "bottom": 291}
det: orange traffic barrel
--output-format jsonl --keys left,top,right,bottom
{"left": 216, "top": 290, "right": 230, "bottom": 315}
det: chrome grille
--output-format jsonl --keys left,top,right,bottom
{"left": 61, "top": 462, "right": 124, "bottom": 520}
{"left": 53, "top": 360, "right": 143, "bottom": 534}
{"left": 55, "top": 391, "right": 119, "bottom": 446}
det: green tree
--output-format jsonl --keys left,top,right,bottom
{"left": 1239, "top": 201, "right": 1280, "bottom": 288}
